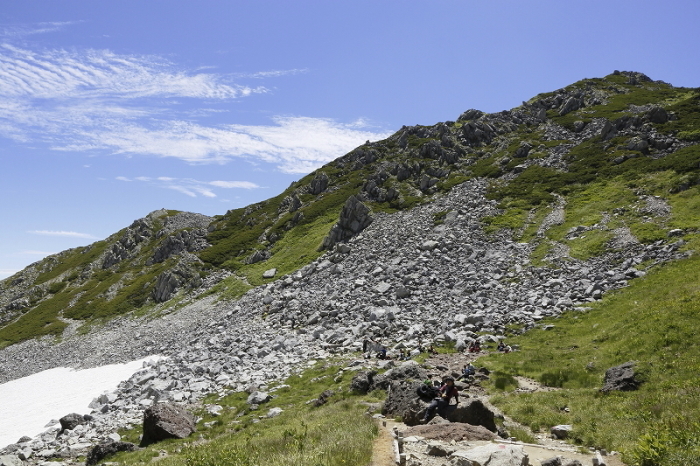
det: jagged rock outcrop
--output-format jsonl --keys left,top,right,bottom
{"left": 152, "top": 255, "right": 203, "bottom": 303}
{"left": 309, "top": 172, "right": 329, "bottom": 195}
{"left": 151, "top": 229, "right": 209, "bottom": 264}
{"left": 321, "top": 195, "right": 373, "bottom": 249}
{"left": 246, "top": 249, "right": 271, "bottom": 265}
{"left": 382, "top": 381, "right": 428, "bottom": 425}
{"left": 58, "top": 413, "right": 88, "bottom": 434}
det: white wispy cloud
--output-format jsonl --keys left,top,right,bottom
{"left": 0, "top": 44, "right": 263, "bottom": 99}
{"left": 209, "top": 180, "right": 259, "bottom": 189}
{"left": 0, "top": 42, "right": 392, "bottom": 175}
{"left": 239, "top": 69, "right": 309, "bottom": 79}
{"left": 28, "top": 230, "right": 98, "bottom": 239}
{"left": 0, "top": 21, "right": 81, "bottom": 38}
{"left": 116, "top": 176, "right": 261, "bottom": 198}
{"left": 81, "top": 116, "right": 391, "bottom": 173}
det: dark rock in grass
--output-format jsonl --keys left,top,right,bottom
{"left": 601, "top": 361, "right": 640, "bottom": 393}
{"left": 350, "top": 370, "right": 376, "bottom": 394}
{"left": 313, "top": 389, "right": 334, "bottom": 407}
{"left": 647, "top": 105, "right": 669, "bottom": 124}
{"left": 86, "top": 442, "right": 138, "bottom": 466}
{"left": 141, "top": 403, "right": 196, "bottom": 446}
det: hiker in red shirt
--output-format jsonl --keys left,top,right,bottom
{"left": 422, "top": 377, "right": 459, "bottom": 422}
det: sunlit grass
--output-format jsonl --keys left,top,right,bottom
{"left": 480, "top": 253, "right": 700, "bottom": 465}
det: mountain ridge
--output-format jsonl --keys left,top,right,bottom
{"left": 1, "top": 70, "right": 699, "bottom": 464}
{"left": 3, "top": 70, "right": 698, "bottom": 349}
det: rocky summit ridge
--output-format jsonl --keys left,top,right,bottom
{"left": 0, "top": 71, "right": 699, "bottom": 461}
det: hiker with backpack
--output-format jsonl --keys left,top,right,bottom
{"left": 459, "top": 362, "right": 476, "bottom": 380}
{"left": 422, "top": 377, "right": 459, "bottom": 423}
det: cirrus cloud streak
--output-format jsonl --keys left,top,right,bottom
{"left": 28, "top": 230, "right": 98, "bottom": 239}
{"left": 116, "top": 176, "right": 262, "bottom": 198}
{"left": 0, "top": 43, "right": 392, "bottom": 175}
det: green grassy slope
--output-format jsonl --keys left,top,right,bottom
{"left": 108, "top": 361, "right": 381, "bottom": 466}
{"left": 480, "top": 237, "right": 700, "bottom": 465}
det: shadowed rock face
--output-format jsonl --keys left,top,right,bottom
{"left": 141, "top": 403, "right": 196, "bottom": 446}
{"left": 382, "top": 381, "right": 428, "bottom": 426}
{"left": 447, "top": 399, "right": 499, "bottom": 432}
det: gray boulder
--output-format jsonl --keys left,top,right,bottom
{"left": 541, "top": 457, "right": 562, "bottom": 466}
{"left": 247, "top": 391, "right": 272, "bottom": 405}
{"left": 246, "top": 249, "right": 271, "bottom": 265}
{"left": 601, "top": 361, "right": 640, "bottom": 392}
{"left": 551, "top": 424, "right": 573, "bottom": 439}
{"left": 371, "top": 361, "right": 429, "bottom": 390}
{"left": 321, "top": 196, "right": 373, "bottom": 249}
{"left": 0, "top": 456, "right": 22, "bottom": 466}
{"left": 559, "top": 97, "right": 583, "bottom": 116}
{"left": 86, "top": 442, "right": 138, "bottom": 466}
{"left": 513, "top": 142, "right": 532, "bottom": 158}
{"left": 59, "top": 413, "right": 87, "bottom": 434}
{"left": 350, "top": 370, "right": 377, "bottom": 394}
{"left": 309, "top": 172, "right": 329, "bottom": 195}
{"left": 141, "top": 403, "right": 196, "bottom": 445}
{"left": 647, "top": 105, "right": 669, "bottom": 124}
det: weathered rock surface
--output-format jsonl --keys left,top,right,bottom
{"left": 601, "top": 361, "right": 640, "bottom": 392}
{"left": 86, "top": 441, "right": 138, "bottom": 466}
{"left": 141, "top": 403, "right": 196, "bottom": 445}
{"left": 447, "top": 398, "right": 500, "bottom": 432}
{"left": 321, "top": 195, "right": 373, "bottom": 249}
{"left": 58, "top": 413, "right": 87, "bottom": 434}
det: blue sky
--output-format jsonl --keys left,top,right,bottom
{"left": 1, "top": 1, "right": 699, "bottom": 279}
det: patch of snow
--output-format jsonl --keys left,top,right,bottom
{"left": 0, "top": 356, "right": 161, "bottom": 448}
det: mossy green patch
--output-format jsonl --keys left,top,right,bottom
{"left": 34, "top": 240, "right": 110, "bottom": 285}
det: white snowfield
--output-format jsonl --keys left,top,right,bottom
{"left": 0, "top": 357, "right": 160, "bottom": 448}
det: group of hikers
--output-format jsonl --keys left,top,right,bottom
{"left": 358, "top": 334, "right": 515, "bottom": 424}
